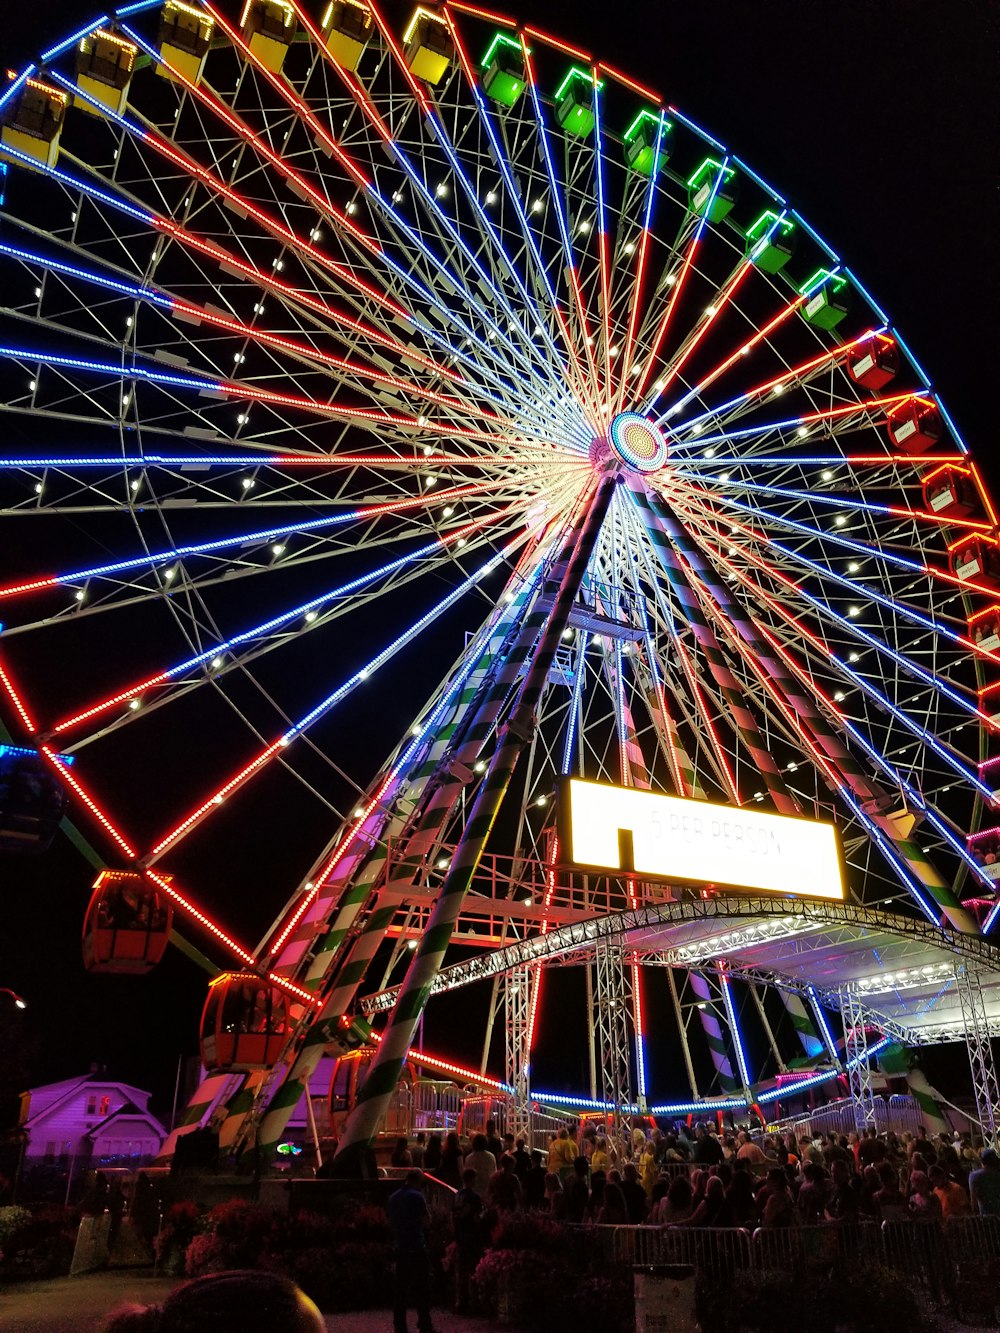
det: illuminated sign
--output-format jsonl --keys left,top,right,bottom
{"left": 557, "top": 778, "right": 844, "bottom": 901}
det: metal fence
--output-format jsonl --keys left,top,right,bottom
{"left": 573, "top": 1215, "right": 1000, "bottom": 1291}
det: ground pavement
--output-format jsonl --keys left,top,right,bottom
{"left": 0, "top": 1270, "right": 497, "bottom": 1332}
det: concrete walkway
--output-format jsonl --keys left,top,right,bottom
{"left": 0, "top": 1270, "right": 498, "bottom": 1331}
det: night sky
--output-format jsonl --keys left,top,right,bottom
{"left": 0, "top": 0, "right": 996, "bottom": 1122}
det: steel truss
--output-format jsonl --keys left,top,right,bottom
{"left": 840, "top": 987, "right": 878, "bottom": 1131}
{"left": 954, "top": 964, "right": 1000, "bottom": 1149}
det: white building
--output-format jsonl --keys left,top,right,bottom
{"left": 19, "top": 1074, "right": 167, "bottom": 1167}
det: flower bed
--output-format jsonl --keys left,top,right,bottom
{"left": 0, "top": 1203, "right": 79, "bottom": 1280}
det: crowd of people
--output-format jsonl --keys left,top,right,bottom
{"left": 390, "top": 1116, "right": 1000, "bottom": 1233}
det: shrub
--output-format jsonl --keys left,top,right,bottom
{"left": 0, "top": 1206, "right": 32, "bottom": 1250}
{"left": 0, "top": 1204, "right": 78, "bottom": 1279}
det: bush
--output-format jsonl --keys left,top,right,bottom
{"left": 0, "top": 1204, "right": 78, "bottom": 1279}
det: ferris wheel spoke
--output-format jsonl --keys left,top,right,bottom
{"left": 440, "top": 8, "right": 600, "bottom": 425}
{"left": 677, "top": 517, "right": 990, "bottom": 919}
{"left": 39, "top": 499, "right": 540, "bottom": 749}
{"left": 141, "top": 522, "right": 541, "bottom": 865}
{"left": 255, "top": 6, "right": 578, "bottom": 419}
{"left": 630, "top": 157, "right": 730, "bottom": 408}
{"left": 335, "top": 0, "right": 588, "bottom": 421}
{"left": 612, "top": 111, "right": 670, "bottom": 419}
{"left": 518, "top": 40, "right": 605, "bottom": 427}
{"left": 667, "top": 473, "right": 1000, "bottom": 670}
{"left": 669, "top": 490, "right": 992, "bottom": 803}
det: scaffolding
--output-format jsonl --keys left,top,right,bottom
{"left": 954, "top": 963, "right": 1000, "bottom": 1149}
{"left": 840, "top": 987, "right": 877, "bottom": 1131}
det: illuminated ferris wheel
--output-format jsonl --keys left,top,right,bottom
{"left": 2, "top": 0, "right": 999, "bottom": 1157}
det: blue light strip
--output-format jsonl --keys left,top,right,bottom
{"left": 279, "top": 540, "right": 515, "bottom": 743}
{"left": 666, "top": 394, "right": 922, "bottom": 452}
{"left": 0, "top": 240, "right": 174, "bottom": 308}
{"left": 639, "top": 158, "right": 730, "bottom": 417}
{"left": 591, "top": 73, "right": 611, "bottom": 420}
{"left": 843, "top": 267, "right": 889, "bottom": 326}
{"left": 0, "top": 743, "right": 74, "bottom": 766}
{"left": 447, "top": 62, "right": 597, "bottom": 435}
{"left": 732, "top": 154, "right": 785, "bottom": 206}
{"left": 0, "top": 342, "right": 213, "bottom": 393}
{"left": 41, "top": 16, "right": 109, "bottom": 62}
{"left": 0, "top": 66, "right": 36, "bottom": 115}
{"left": 0, "top": 142, "right": 153, "bottom": 223}
{"left": 719, "top": 971, "right": 751, "bottom": 1090}
{"left": 676, "top": 495, "right": 993, "bottom": 798}
{"left": 666, "top": 105, "right": 725, "bottom": 152}
{"left": 115, "top": 0, "right": 160, "bottom": 15}
{"left": 560, "top": 631, "right": 588, "bottom": 776}
{"left": 60, "top": 53, "right": 571, "bottom": 449}
{"left": 789, "top": 208, "right": 841, "bottom": 266}
{"left": 806, "top": 986, "right": 841, "bottom": 1063}
{"left": 20, "top": 498, "right": 477, "bottom": 595}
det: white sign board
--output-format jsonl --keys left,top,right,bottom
{"left": 558, "top": 778, "right": 844, "bottom": 901}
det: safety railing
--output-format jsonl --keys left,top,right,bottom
{"left": 569, "top": 1215, "right": 1000, "bottom": 1285}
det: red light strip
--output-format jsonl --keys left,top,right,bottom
{"left": 649, "top": 258, "right": 755, "bottom": 408}
{"left": 442, "top": 10, "right": 596, "bottom": 423}
{"left": 969, "top": 461, "right": 1000, "bottom": 530}
{"left": 696, "top": 327, "right": 876, "bottom": 415}
{"left": 520, "top": 39, "right": 603, "bottom": 423}
{"left": 49, "top": 480, "right": 510, "bottom": 738}
{"left": 631, "top": 196, "right": 709, "bottom": 407}
{"left": 143, "top": 501, "right": 524, "bottom": 861}
{"left": 0, "top": 655, "right": 38, "bottom": 734}
{"left": 595, "top": 61, "right": 661, "bottom": 103}
{"left": 38, "top": 744, "right": 137, "bottom": 860}
{"left": 593, "top": 66, "right": 613, "bottom": 423}
{"left": 522, "top": 23, "right": 591, "bottom": 62}
{"left": 615, "top": 125, "right": 666, "bottom": 419}
{"left": 668, "top": 478, "right": 1000, "bottom": 684}
{"left": 672, "top": 632, "right": 740, "bottom": 805}
{"left": 171, "top": 301, "right": 514, "bottom": 427}
{"left": 445, "top": 0, "right": 517, "bottom": 25}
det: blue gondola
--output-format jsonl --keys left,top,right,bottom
{"left": 0, "top": 745, "right": 71, "bottom": 855}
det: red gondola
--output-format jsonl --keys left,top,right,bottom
{"left": 847, "top": 337, "right": 898, "bottom": 391}
{"left": 970, "top": 607, "right": 1000, "bottom": 653}
{"left": 82, "top": 870, "right": 173, "bottom": 973}
{"left": 200, "top": 973, "right": 289, "bottom": 1071}
{"left": 0, "top": 745, "right": 69, "bottom": 855}
{"left": 921, "top": 466, "right": 981, "bottom": 520}
{"left": 950, "top": 538, "right": 1000, "bottom": 591}
{"left": 886, "top": 401, "right": 942, "bottom": 455}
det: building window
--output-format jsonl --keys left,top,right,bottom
{"left": 85, "top": 1095, "right": 97, "bottom": 1116}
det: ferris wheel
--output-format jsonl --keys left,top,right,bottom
{"left": 1, "top": 0, "right": 998, "bottom": 1159}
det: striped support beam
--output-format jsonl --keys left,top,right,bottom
{"left": 687, "top": 971, "right": 740, "bottom": 1096}
{"left": 248, "top": 578, "right": 549, "bottom": 1158}
{"left": 903, "top": 1065, "right": 952, "bottom": 1139}
{"left": 782, "top": 990, "right": 826, "bottom": 1063}
{"left": 332, "top": 475, "right": 616, "bottom": 1161}
{"left": 154, "top": 1072, "right": 241, "bottom": 1164}
{"left": 650, "top": 487, "right": 977, "bottom": 935}
{"left": 630, "top": 483, "right": 798, "bottom": 816}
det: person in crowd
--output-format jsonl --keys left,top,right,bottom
{"left": 693, "top": 1125, "right": 724, "bottom": 1166}
{"left": 929, "top": 1164, "right": 971, "bottom": 1219}
{"left": 827, "top": 1157, "right": 861, "bottom": 1222}
{"left": 410, "top": 1132, "right": 426, "bottom": 1168}
{"left": 726, "top": 1166, "right": 758, "bottom": 1227}
{"left": 524, "top": 1148, "right": 547, "bottom": 1210}
{"left": 858, "top": 1126, "right": 885, "bottom": 1168}
{"left": 484, "top": 1119, "right": 504, "bottom": 1162}
{"left": 639, "top": 1139, "right": 658, "bottom": 1197}
{"left": 588, "top": 1169, "right": 607, "bottom": 1217}
{"left": 907, "top": 1169, "right": 942, "bottom": 1220}
{"left": 550, "top": 1126, "right": 579, "bottom": 1182}
{"left": 437, "top": 1131, "right": 463, "bottom": 1188}
{"left": 760, "top": 1167, "right": 795, "bottom": 1228}
{"left": 423, "top": 1133, "right": 442, "bottom": 1173}
{"left": 796, "top": 1162, "right": 829, "bottom": 1224}
{"left": 596, "top": 1181, "right": 629, "bottom": 1225}
{"left": 735, "top": 1130, "right": 768, "bottom": 1167}
{"left": 388, "top": 1170, "right": 436, "bottom": 1333}
{"left": 100, "top": 1270, "right": 325, "bottom": 1332}
{"left": 543, "top": 1171, "right": 567, "bottom": 1220}
{"left": 656, "top": 1173, "right": 694, "bottom": 1225}
{"left": 566, "top": 1155, "right": 590, "bottom": 1223}
{"left": 463, "top": 1133, "right": 497, "bottom": 1198}
{"left": 391, "top": 1137, "right": 413, "bottom": 1168}
{"left": 969, "top": 1147, "right": 1000, "bottom": 1216}
{"left": 620, "top": 1162, "right": 648, "bottom": 1224}
{"left": 488, "top": 1155, "right": 523, "bottom": 1213}
{"left": 678, "top": 1175, "right": 733, "bottom": 1227}
{"left": 512, "top": 1137, "right": 532, "bottom": 1184}
{"left": 873, "top": 1162, "right": 908, "bottom": 1221}
{"left": 590, "top": 1135, "right": 611, "bottom": 1175}
{"left": 451, "top": 1168, "right": 483, "bottom": 1316}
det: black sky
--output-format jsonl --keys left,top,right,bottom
{"left": 0, "top": 0, "right": 997, "bottom": 1116}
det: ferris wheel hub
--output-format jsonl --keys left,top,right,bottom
{"left": 602, "top": 412, "right": 669, "bottom": 473}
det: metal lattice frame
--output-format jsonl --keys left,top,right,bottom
{"left": 840, "top": 987, "right": 877, "bottom": 1131}
{"left": 593, "top": 934, "right": 635, "bottom": 1120}
{"left": 954, "top": 964, "right": 1000, "bottom": 1149}
{"left": 503, "top": 964, "right": 534, "bottom": 1143}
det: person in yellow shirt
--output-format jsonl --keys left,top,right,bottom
{"left": 590, "top": 1136, "right": 611, "bottom": 1175}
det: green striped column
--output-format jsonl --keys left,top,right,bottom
{"left": 155, "top": 1072, "right": 239, "bottom": 1164}
{"left": 332, "top": 475, "right": 616, "bottom": 1162}
{"left": 631, "top": 483, "right": 797, "bottom": 815}
{"left": 688, "top": 972, "right": 740, "bottom": 1095}
{"left": 249, "top": 582, "right": 547, "bottom": 1158}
